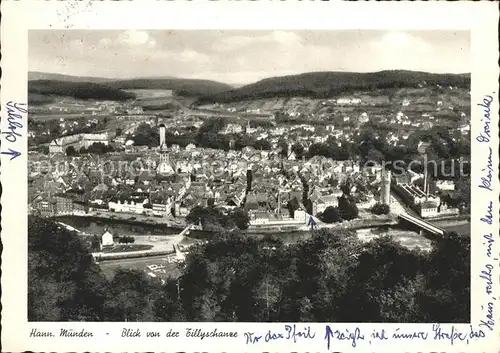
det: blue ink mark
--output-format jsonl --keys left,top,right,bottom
{"left": 476, "top": 95, "right": 493, "bottom": 143}
{"left": 478, "top": 148, "right": 494, "bottom": 192}
{"left": 1, "top": 147, "right": 21, "bottom": 161}
{"left": 325, "top": 325, "right": 364, "bottom": 349}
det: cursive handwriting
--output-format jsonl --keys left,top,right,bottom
{"left": 479, "top": 263, "right": 493, "bottom": 295}
{"left": 3, "top": 101, "right": 26, "bottom": 143}
{"left": 324, "top": 325, "right": 364, "bottom": 348}
{"left": 478, "top": 148, "right": 494, "bottom": 192}
{"left": 432, "top": 324, "right": 469, "bottom": 345}
{"left": 246, "top": 324, "right": 489, "bottom": 347}
{"left": 371, "top": 328, "right": 389, "bottom": 341}
{"left": 483, "top": 233, "right": 494, "bottom": 258}
{"left": 480, "top": 302, "right": 495, "bottom": 331}
{"left": 2, "top": 101, "right": 26, "bottom": 161}
{"left": 284, "top": 324, "right": 315, "bottom": 343}
{"left": 469, "top": 325, "right": 486, "bottom": 339}
{"left": 244, "top": 332, "right": 262, "bottom": 344}
{"left": 244, "top": 325, "right": 314, "bottom": 345}
{"left": 480, "top": 200, "right": 494, "bottom": 224}
{"left": 476, "top": 95, "right": 492, "bottom": 143}
{"left": 392, "top": 328, "right": 428, "bottom": 340}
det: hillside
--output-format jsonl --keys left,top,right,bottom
{"left": 28, "top": 80, "right": 136, "bottom": 102}
{"left": 194, "top": 70, "right": 471, "bottom": 105}
{"left": 106, "top": 79, "right": 233, "bottom": 97}
{"left": 28, "top": 71, "right": 114, "bottom": 83}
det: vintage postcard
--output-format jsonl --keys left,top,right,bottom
{"left": 1, "top": 0, "right": 499, "bottom": 352}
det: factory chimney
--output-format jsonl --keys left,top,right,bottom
{"left": 382, "top": 169, "right": 391, "bottom": 206}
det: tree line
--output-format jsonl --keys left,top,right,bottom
{"left": 29, "top": 216, "right": 469, "bottom": 323}
{"left": 29, "top": 80, "right": 136, "bottom": 101}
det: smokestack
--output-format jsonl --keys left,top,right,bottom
{"left": 277, "top": 189, "right": 281, "bottom": 216}
{"left": 382, "top": 169, "right": 391, "bottom": 205}
{"left": 423, "top": 153, "right": 428, "bottom": 197}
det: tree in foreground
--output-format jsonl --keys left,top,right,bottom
{"left": 338, "top": 195, "right": 359, "bottom": 220}
{"left": 28, "top": 217, "right": 471, "bottom": 323}
{"left": 103, "top": 268, "right": 158, "bottom": 321}
{"left": 370, "top": 202, "right": 390, "bottom": 215}
{"left": 186, "top": 206, "right": 250, "bottom": 235}
{"left": 320, "top": 206, "right": 342, "bottom": 223}
{"left": 28, "top": 216, "right": 108, "bottom": 321}
{"left": 414, "top": 231, "right": 470, "bottom": 322}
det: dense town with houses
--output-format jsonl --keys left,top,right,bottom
{"left": 28, "top": 90, "right": 468, "bottom": 228}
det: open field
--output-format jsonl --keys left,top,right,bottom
{"left": 356, "top": 228, "right": 433, "bottom": 251}
{"left": 435, "top": 220, "right": 471, "bottom": 237}
{"left": 98, "top": 254, "right": 182, "bottom": 280}
{"left": 124, "top": 89, "right": 173, "bottom": 100}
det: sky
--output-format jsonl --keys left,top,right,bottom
{"left": 29, "top": 30, "right": 470, "bottom": 85}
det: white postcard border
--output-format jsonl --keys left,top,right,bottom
{"left": 1, "top": 1, "right": 499, "bottom": 352}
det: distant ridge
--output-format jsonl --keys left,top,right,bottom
{"left": 28, "top": 71, "right": 115, "bottom": 83}
{"left": 28, "top": 80, "right": 135, "bottom": 104}
{"left": 28, "top": 70, "right": 470, "bottom": 104}
{"left": 28, "top": 72, "right": 180, "bottom": 83}
{"left": 194, "top": 70, "right": 471, "bottom": 105}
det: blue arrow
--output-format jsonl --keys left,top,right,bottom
{"left": 1, "top": 148, "right": 21, "bottom": 160}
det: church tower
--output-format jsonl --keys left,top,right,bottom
{"left": 157, "top": 153, "right": 174, "bottom": 175}
{"left": 159, "top": 124, "right": 166, "bottom": 151}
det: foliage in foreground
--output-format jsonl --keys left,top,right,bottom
{"left": 28, "top": 216, "right": 470, "bottom": 322}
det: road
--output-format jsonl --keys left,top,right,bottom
{"left": 389, "top": 190, "right": 418, "bottom": 216}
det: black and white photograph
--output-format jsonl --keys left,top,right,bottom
{"left": 27, "top": 29, "right": 472, "bottom": 323}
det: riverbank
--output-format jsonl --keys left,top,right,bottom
{"left": 56, "top": 212, "right": 399, "bottom": 236}
{"left": 55, "top": 210, "right": 470, "bottom": 242}
{"left": 248, "top": 215, "right": 398, "bottom": 234}
{"left": 428, "top": 214, "right": 470, "bottom": 223}
{"left": 72, "top": 211, "right": 188, "bottom": 229}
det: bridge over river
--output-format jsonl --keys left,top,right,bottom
{"left": 397, "top": 213, "right": 446, "bottom": 236}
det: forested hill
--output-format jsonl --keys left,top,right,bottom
{"left": 195, "top": 70, "right": 471, "bottom": 104}
{"left": 28, "top": 73, "right": 233, "bottom": 101}
{"left": 28, "top": 71, "right": 115, "bottom": 83}
{"left": 29, "top": 80, "right": 136, "bottom": 102}
{"left": 105, "top": 78, "right": 233, "bottom": 97}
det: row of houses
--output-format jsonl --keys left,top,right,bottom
{"left": 49, "top": 132, "right": 109, "bottom": 153}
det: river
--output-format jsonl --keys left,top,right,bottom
{"left": 55, "top": 215, "right": 470, "bottom": 251}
